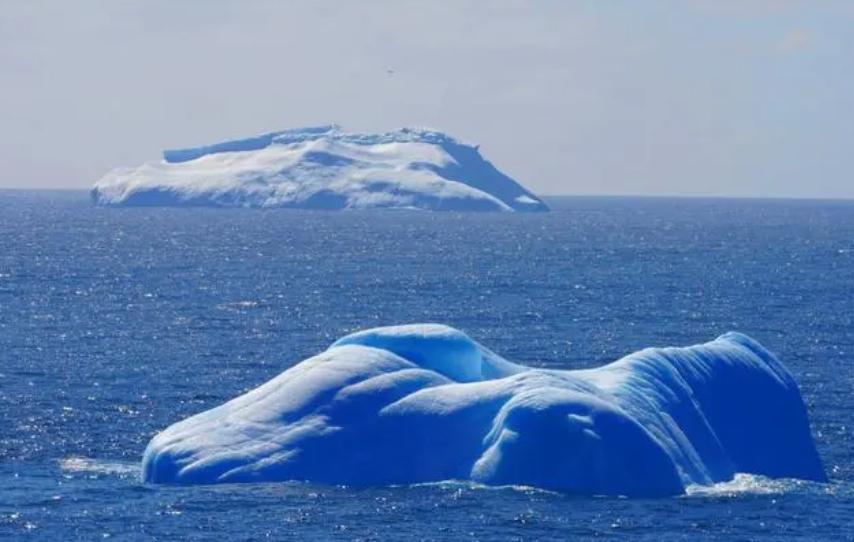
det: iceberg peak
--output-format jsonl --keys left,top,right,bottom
{"left": 92, "top": 126, "right": 548, "bottom": 212}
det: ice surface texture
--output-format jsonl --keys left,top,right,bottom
{"left": 92, "top": 126, "right": 548, "bottom": 212}
{"left": 142, "top": 325, "right": 825, "bottom": 496}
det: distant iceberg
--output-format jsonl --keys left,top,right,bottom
{"left": 142, "top": 325, "right": 825, "bottom": 496}
{"left": 92, "top": 126, "right": 548, "bottom": 212}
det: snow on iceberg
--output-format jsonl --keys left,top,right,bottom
{"left": 92, "top": 126, "right": 548, "bottom": 212}
{"left": 141, "top": 325, "right": 826, "bottom": 496}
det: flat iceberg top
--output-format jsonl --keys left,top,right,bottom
{"left": 92, "top": 126, "right": 548, "bottom": 212}
{"left": 142, "top": 324, "right": 825, "bottom": 496}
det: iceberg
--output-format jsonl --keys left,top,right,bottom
{"left": 91, "top": 126, "right": 548, "bottom": 212}
{"left": 142, "top": 325, "right": 825, "bottom": 496}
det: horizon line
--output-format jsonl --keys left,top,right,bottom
{"left": 2, "top": 187, "right": 854, "bottom": 204}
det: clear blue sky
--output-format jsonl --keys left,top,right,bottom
{"left": 2, "top": 1, "right": 853, "bottom": 197}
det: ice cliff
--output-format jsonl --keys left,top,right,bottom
{"left": 92, "top": 126, "right": 548, "bottom": 212}
{"left": 141, "top": 325, "right": 825, "bottom": 497}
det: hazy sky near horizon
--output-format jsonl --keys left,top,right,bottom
{"left": 2, "top": 1, "right": 853, "bottom": 197}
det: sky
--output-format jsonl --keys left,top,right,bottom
{"left": 2, "top": 0, "right": 853, "bottom": 197}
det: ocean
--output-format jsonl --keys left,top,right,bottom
{"left": 1, "top": 191, "right": 851, "bottom": 540}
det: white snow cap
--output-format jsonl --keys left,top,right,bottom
{"left": 92, "top": 126, "right": 548, "bottom": 212}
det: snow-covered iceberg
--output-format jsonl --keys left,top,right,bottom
{"left": 92, "top": 126, "right": 548, "bottom": 212}
{"left": 142, "top": 325, "right": 825, "bottom": 496}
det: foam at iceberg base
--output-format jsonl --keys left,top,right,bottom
{"left": 142, "top": 325, "right": 826, "bottom": 496}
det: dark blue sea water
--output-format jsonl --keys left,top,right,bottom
{"left": 1, "top": 191, "right": 852, "bottom": 540}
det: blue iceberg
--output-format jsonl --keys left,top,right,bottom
{"left": 92, "top": 126, "right": 548, "bottom": 212}
{"left": 142, "top": 325, "right": 825, "bottom": 496}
